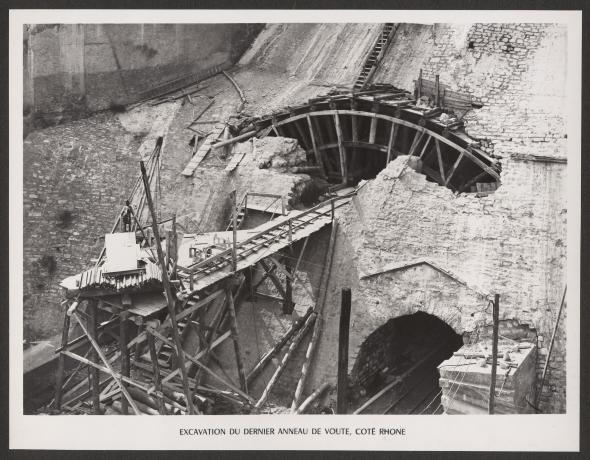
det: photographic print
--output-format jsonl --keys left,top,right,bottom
{"left": 10, "top": 9, "right": 581, "bottom": 451}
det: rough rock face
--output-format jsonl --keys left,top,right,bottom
{"left": 252, "top": 136, "right": 308, "bottom": 171}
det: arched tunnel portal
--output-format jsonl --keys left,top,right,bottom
{"left": 254, "top": 90, "right": 501, "bottom": 192}
{"left": 350, "top": 311, "right": 463, "bottom": 415}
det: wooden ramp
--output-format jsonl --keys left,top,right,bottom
{"left": 178, "top": 196, "right": 351, "bottom": 292}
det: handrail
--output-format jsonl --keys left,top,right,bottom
{"left": 183, "top": 191, "right": 355, "bottom": 275}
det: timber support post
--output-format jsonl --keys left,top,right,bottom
{"left": 283, "top": 255, "right": 294, "bottom": 314}
{"left": 227, "top": 288, "right": 248, "bottom": 394}
{"left": 488, "top": 293, "right": 499, "bottom": 414}
{"left": 337, "top": 288, "right": 351, "bottom": 414}
{"left": 147, "top": 323, "right": 167, "bottom": 415}
{"left": 231, "top": 190, "right": 238, "bottom": 272}
{"left": 119, "top": 311, "right": 130, "bottom": 415}
{"left": 54, "top": 301, "right": 75, "bottom": 411}
{"left": 88, "top": 300, "right": 101, "bottom": 414}
{"left": 140, "top": 160, "right": 197, "bottom": 414}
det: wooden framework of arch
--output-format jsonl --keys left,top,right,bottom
{"left": 255, "top": 94, "right": 500, "bottom": 193}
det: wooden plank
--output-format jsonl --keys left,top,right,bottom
{"left": 333, "top": 113, "right": 347, "bottom": 183}
{"left": 419, "top": 135, "right": 433, "bottom": 159}
{"left": 444, "top": 150, "right": 465, "bottom": 186}
{"left": 436, "top": 139, "right": 446, "bottom": 182}
{"left": 369, "top": 116, "right": 377, "bottom": 144}
{"left": 255, "top": 313, "right": 317, "bottom": 409}
{"left": 227, "top": 289, "right": 248, "bottom": 393}
{"left": 306, "top": 115, "right": 325, "bottom": 176}
{"left": 386, "top": 122, "right": 397, "bottom": 163}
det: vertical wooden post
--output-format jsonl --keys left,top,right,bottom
{"left": 333, "top": 113, "right": 347, "bottom": 185}
{"left": 435, "top": 74, "right": 440, "bottom": 107}
{"left": 535, "top": 286, "right": 567, "bottom": 408}
{"left": 488, "top": 294, "right": 500, "bottom": 414}
{"left": 231, "top": 190, "right": 238, "bottom": 272}
{"left": 283, "top": 255, "right": 294, "bottom": 315}
{"left": 337, "top": 288, "right": 351, "bottom": 414}
{"left": 227, "top": 288, "right": 248, "bottom": 394}
{"left": 140, "top": 160, "right": 196, "bottom": 414}
{"left": 288, "top": 219, "right": 293, "bottom": 246}
{"left": 307, "top": 115, "right": 325, "bottom": 176}
{"left": 119, "top": 311, "right": 130, "bottom": 415}
{"left": 417, "top": 69, "right": 423, "bottom": 99}
{"left": 54, "top": 306, "right": 72, "bottom": 411}
{"left": 172, "top": 214, "right": 178, "bottom": 278}
{"left": 135, "top": 317, "right": 144, "bottom": 361}
{"left": 147, "top": 327, "right": 167, "bottom": 414}
{"left": 88, "top": 300, "right": 101, "bottom": 414}
{"left": 331, "top": 199, "right": 335, "bottom": 221}
{"left": 386, "top": 122, "right": 397, "bottom": 164}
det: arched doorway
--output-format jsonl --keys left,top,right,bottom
{"left": 351, "top": 311, "right": 463, "bottom": 414}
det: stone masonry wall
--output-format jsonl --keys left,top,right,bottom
{"left": 23, "top": 113, "right": 142, "bottom": 342}
{"left": 311, "top": 154, "right": 566, "bottom": 413}
{"left": 376, "top": 23, "right": 567, "bottom": 160}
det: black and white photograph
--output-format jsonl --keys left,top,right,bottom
{"left": 10, "top": 8, "right": 581, "bottom": 451}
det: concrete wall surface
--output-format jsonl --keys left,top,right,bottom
{"left": 24, "top": 23, "right": 262, "bottom": 124}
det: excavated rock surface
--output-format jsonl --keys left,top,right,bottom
{"left": 252, "top": 137, "right": 307, "bottom": 171}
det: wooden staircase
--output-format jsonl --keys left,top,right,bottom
{"left": 353, "top": 23, "right": 397, "bottom": 92}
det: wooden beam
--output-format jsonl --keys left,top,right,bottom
{"left": 386, "top": 122, "right": 397, "bottom": 163}
{"left": 489, "top": 294, "right": 500, "bottom": 414}
{"left": 227, "top": 289, "right": 248, "bottom": 394}
{"left": 259, "top": 259, "right": 287, "bottom": 299}
{"left": 435, "top": 139, "right": 446, "bottom": 182}
{"left": 444, "top": 150, "right": 466, "bottom": 187}
{"left": 283, "top": 255, "right": 294, "bottom": 315}
{"left": 71, "top": 312, "right": 141, "bottom": 415}
{"left": 459, "top": 170, "right": 489, "bottom": 193}
{"left": 87, "top": 301, "right": 101, "bottom": 414}
{"left": 246, "top": 308, "right": 313, "bottom": 385}
{"left": 119, "top": 311, "right": 130, "bottom": 415}
{"left": 306, "top": 115, "right": 326, "bottom": 176}
{"left": 368, "top": 116, "right": 377, "bottom": 144}
{"left": 333, "top": 113, "right": 347, "bottom": 184}
{"left": 140, "top": 160, "right": 196, "bottom": 415}
{"left": 194, "top": 292, "right": 229, "bottom": 385}
{"left": 147, "top": 324, "right": 167, "bottom": 414}
{"left": 337, "top": 288, "right": 351, "bottom": 414}
{"left": 54, "top": 307, "right": 72, "bottom": 411}
{"left": 255, "top": 313, "right": 317, "bottom": 409}
{"left": 408, "top": 130, "right": 425, "bottom": 157}
{"left": 419, "top": 135, "right": 433, "bottom": 159}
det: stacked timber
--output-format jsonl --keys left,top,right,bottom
{"left": 438, "top": 341, "right": 537, "bottom": 414}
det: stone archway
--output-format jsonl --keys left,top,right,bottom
{"left": 350, "top": 311, "right": 463, "bottom": 414}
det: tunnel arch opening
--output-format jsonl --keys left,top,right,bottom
{"left": 350, "top": 311, "right": 463, "bottom": 414}
{"left": 254, "top": 88, "right": 501, "bottom": 194}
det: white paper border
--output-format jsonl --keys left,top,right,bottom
{"left": 9, "top": 9, "right": 582, "bottom": 451}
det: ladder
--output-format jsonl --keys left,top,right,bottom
{"left": 353, "top": 23, "right": 397, "bottom": 91}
